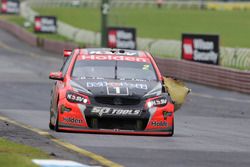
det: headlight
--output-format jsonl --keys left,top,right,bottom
{"left": 145, "top": 96, "right": 168, "bottom": 109}
{"left": 66, "top": 91, "right": 90, "bottom": 104}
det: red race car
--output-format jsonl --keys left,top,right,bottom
{"left": 49, "top": 48, "right": 177, "bottom": 136}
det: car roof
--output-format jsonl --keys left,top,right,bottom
{"left": 76, "top": 48, "right": 151, "bottom": 58}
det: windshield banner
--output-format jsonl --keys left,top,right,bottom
{"left": 78, "top": 55, "right": 150, "bottom": 63}
{"left": 182, "top": 33, "right": 220, "bottom": 65}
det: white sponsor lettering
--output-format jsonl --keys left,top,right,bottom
{"left": 151, "top": 121, "right": 167, "bottom": 127}
{"left": 115, "top": 87, "right": 120, "bottom": 94}
{"left": 89, "top": 51, "right": 137, "bottom": 56}
{"left": 81, "top": 55, "right": 146, "bottom": 62}
{"left": 117, "top": 39, "right": 136, "bottom": 50}
{"left": 37, "top": 18, "right": 57, "bottom": 32}
{"left": 193, "top": 50, "right": 218, "bottom": 64}
{"left": 63, "top": 117, "right": 83, "bottom": 124}
{"left": 6, "top": 1, "right": 19, "bottom": 13}
{"left": 91, "top": 107, "right": 141, "bottom": 117}
{"left": 194, "top": 39, "right": 214, "bottom": 50}
{"left": 41, "top": 18, "right": 54, "bottom": 25}
{"left": 86, "top": 81, "right": 148, "bottom": 90}
{"left": 117, "top": 30, "right": 133, "bottom": 40}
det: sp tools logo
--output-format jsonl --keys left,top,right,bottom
{"left": 91, "top": 107, "right": 141, "bottom": 117}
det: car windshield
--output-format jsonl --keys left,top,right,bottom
{"left": 71, "top": 60, "right": 157, "bottom": 81}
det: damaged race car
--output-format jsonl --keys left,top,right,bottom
{"left": 49, "top": 48, "right": 189, "bottom": 136}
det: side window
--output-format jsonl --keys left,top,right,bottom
{"left": 60, "top": 52, "right": 74, "bottom": 76}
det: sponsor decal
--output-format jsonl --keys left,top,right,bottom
{"left": 91, "top": 107, "right": 141, "bottom": 117}
{"left": 107, "top": 27, "right": 137, "bottom": 50}
{"left": 86, "top": 81, "right": 148, "bottom": 90}
{"left": 63, "top": 117, "right": 83, "bottom": 124}
{"left": 66, "top": 91, "right": 89, "bottom": 104}
{"left": 151, "top": 121, "right": 168, "bottom": 127}
{"left": 182, "top": 34, "right": 220, "bottom": 65}
{"left": 107, "top": 86, "right": 129, "bottom": 95}
{"left": 79, "top": 55, "right": 149, "bottom": 63}
{"left": 151, "top": 98, "right": 167, "bottom": 106}
{"left": 34, "top": 16, "right": 57, "bottom": 33}
{"left": 1, "top": 0, "right": 19, "bottom": 14}
{"left": 88, "top": 50, "right": 138, "bottom": 56}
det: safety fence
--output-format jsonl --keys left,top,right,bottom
{"left": 1, "top": 19, "right": 249, "bottom": 94}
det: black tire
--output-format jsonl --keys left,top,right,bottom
{"left": 169, "top": 118, "right": 174, "bottom": 136}
{"left": 49, "top": 122, "right": 54, "bottom": 130}
{"left": 54, "top": 102, "right": 60, "bottom": 132}
{"left": 49, "top": 101, "right": 55, "bottom": 130}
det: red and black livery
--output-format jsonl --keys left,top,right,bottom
{"left": 49, "top": 48, "right": 175, "bottom": 136}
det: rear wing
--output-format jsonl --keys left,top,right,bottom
{"left": 64, "top": 49, "right": 72, "bottom": 57}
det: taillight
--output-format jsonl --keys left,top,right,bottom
{"left": 66, "top": 91, "right": 90, "bottom": 104}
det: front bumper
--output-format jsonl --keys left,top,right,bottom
{"left": 57, "top": 98, "right": 174, "bottom": 135}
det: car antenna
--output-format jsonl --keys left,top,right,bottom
{"left": 119, "top": 49, "right": 125, "bottom": 53}
{"left": 110, "top": 48, "right": 116, "bottom": 53}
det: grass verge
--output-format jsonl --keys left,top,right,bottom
{"left": 0, "top": 137, "right": 49, "bottom": 167}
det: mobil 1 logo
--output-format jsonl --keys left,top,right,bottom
{"left": 1, "top": 0, "right": 20, "bottom": 14}
{"left": 34, "top": 16, "right": 57, "bottom": 33}
{"left": 107, "top": 27, "right": 137, "bottom": 50}
{"left": 182, "top": 33, "right": 220, "bottom": 65}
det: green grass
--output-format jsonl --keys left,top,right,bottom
{"left": 34, "top": 7, "right": 250, "bottom": 48}
{"left": 0, "top": 138, "right": 49, "bottom": 167}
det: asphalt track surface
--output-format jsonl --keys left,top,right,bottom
{"left": 0, "top": 29, "right": 250, "bottom": 167}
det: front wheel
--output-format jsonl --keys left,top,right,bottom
{"left": 53, "top": 102, "right": 60, "bottom": 132}
{"left": 49, "top": 122, "right": 54, "bottom": 130}
{"left": 169, "top": 118, "right": 174, "bottom": 136}
{"left": 49, "top": 100, "right": 60, "bottom": 132}
{"left": 49, "top": 101, "right": 55, "bottom": 130}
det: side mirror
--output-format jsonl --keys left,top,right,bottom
{"left": 49, "top": 72, "right": 64, "bottom": 81}
{"left": 64, "top": 49, "right": 72, "bottom": 57}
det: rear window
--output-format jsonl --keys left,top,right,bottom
{"left": 71, "top": 59, "right": 157, "bottom": 81}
